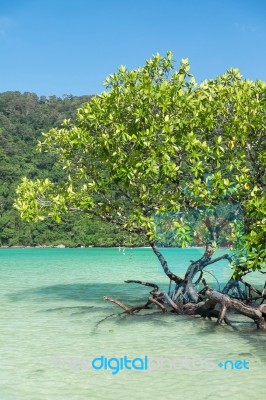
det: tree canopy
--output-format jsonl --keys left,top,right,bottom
{"left": 0, "top": 91, "right": 139, "bottom": 247}
{"left": 15, "top": 52, "right": 266, "bottom": 276}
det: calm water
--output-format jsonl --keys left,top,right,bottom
{"left": 0, "top": 248, "right": 265, "bottom": 400}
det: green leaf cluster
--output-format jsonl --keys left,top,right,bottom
{"left": 0, "top": 91, "right": 141, "bottom": 247}
{"left": 14, "top": 53, "right": 266, "bottom": 274}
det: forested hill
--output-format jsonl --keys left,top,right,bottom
{"left": 0, "top": 91, "right": 142, "bottom": 247}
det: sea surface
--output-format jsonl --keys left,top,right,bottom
{"left": 0, "top": 248, "right": 265, "bottom": 400}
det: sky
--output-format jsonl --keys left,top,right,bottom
{"left": 0, "top": 0, "right": 266, "bottom": 97}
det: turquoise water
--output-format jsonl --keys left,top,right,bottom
{"left": 0, "top": 248, "right": 265, "bottom": 400}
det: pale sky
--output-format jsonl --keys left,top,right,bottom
{"left": 1, "top": 0, "right": 266, "bottom": 96}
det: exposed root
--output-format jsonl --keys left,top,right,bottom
{"left": 99, "top": 277, "right": 266, "bottom": 330}
{"left": 103, "top": 296, "right": 132, "bottom": 314}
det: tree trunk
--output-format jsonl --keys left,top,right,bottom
{"left": 101, "top": 241, "right": 265, "bottom": 330}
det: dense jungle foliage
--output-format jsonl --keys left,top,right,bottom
{"left": 0, "top": 91, "right": 141, "bottom": 247}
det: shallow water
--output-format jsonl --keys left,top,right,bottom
{"left": 0, "top": 248, "right": 265, "bottom": 400}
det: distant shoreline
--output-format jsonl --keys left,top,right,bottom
{"left": 0, "top": 245, "right": 230, "bottom": 250}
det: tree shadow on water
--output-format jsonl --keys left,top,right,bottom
{"left": 7, "top": 282, "right": 159, "bottom": 306}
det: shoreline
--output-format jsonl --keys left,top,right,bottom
{"left": 0, "top": 245, "right": 230, "bottom": 250}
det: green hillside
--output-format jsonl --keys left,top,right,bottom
{"left": 0, "top": 91, "right": 143, "bottom": 247}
